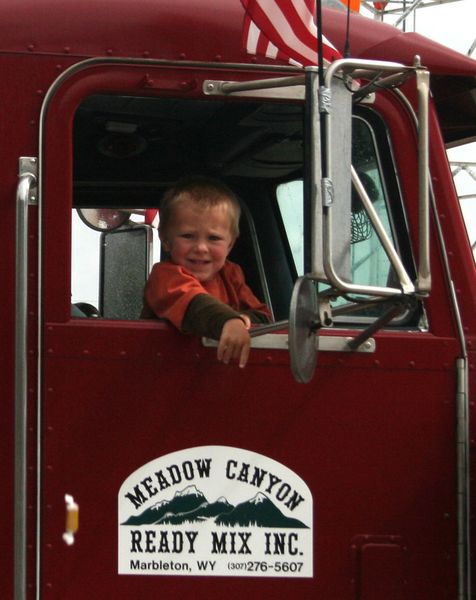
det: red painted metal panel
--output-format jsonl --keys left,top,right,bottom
{"left": 0, "top": 0, "right": 247, "bottom": 63}
{"left": 0, "top": 1, "right": 475, "bottom": 77}
{"left": 40, "top": 320, "right": 459, "bottom": 598}
{"left": 0, "top": 53, "right": 78, "bottom": 600}
{"left": 359, "top": 545, "right": 405, "bottom": 600}
{"left": 352, "top": 536, "right": 407, "bottom": 600}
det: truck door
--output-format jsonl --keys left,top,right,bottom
{"left": 39, "top": 60, "right": 463, "bottom": 599}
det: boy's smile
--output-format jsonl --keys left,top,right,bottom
{"left": 161, "top": 198, "right": 235, "bottom": 282}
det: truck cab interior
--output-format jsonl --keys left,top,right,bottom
{"left": 71, "top": 89, "right": 419, "bottom": 328}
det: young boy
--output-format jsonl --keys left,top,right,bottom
{"left": 141, "top": 176, "right": 271, "bottom": 368}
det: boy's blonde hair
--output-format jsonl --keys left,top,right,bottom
{"left": 159, "top": 176, "right": 241, "bottom": 239}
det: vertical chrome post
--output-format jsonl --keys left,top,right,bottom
{"left": 415, "top": 63, "right": 431, "bottom": 293}
{"left": 306, "top": 67, "right": 325, "bottom": 279}
{"left": 15, "top": 157, "right": 38, "bottom": 600}
{"left": 456, "top": 356, "right": 471, "bottom": 600}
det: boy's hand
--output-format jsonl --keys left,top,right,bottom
{"left": 217, "top": 318, "right": 251, "bottom": 368}
{"left": 239, "top": 314, "right": 251, "bottom": 330}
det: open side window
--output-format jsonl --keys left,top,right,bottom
{"left": 70, "top": 57, "right": 429, "bottom": 335}
{"left": 61, "top": 57, "right": 430, "bottom": 384}
{"left": 71, "top": 93, "right": 304, "bottom": 321}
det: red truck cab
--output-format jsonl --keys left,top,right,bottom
{"left": 1, "top": 1, "right": 475, "bottom": 598}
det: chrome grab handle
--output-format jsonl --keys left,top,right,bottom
{"left": 14, "top": 157, "right": 37, "bottom": 600}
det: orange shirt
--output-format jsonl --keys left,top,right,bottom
{"left": 142, "top": 260, "right": 271, "bottom": 329}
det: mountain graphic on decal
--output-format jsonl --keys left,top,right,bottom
{"left": 122, "top": 485, "right": 207, "bottom": 525}
{"left": 215, "top": 492, "right": 308, "bottom": 529}
{"left": 122, "top": 487, "right": 308, "bottom": 528}
{"left": 159, "top": 497, "right": 234, "bottom": 525}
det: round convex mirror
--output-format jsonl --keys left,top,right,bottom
{"left": 77, "top": 208, "right": 131, "bottom": 232}
{"left": 289, "top": 276, "right": 319, "bottom": 384}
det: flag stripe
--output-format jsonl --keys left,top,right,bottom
{"left": 241, "top": 0, "right": 340, "bottom": 66}
{"left": 245, "top": 0, "right": 315, "bottom": 64}
{"left": 277, "top": 0, "right": 318, "bottom": 48}
{"left": 244, "top": 14, "right": 291, "bottom": 62}
{"left": 260, "top": 0, "right": 317, "bottom": 63}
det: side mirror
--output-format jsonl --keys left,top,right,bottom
{"left": 288, "top": 276, "right": 319, "bottom": 384}
{"left": 77, "top": 208, "right": 131, "bottom": 231}
{"left": 310, "top": 57, "right": 429, "bottom": 298}
{"left": 288, "top": 58, "right": 430, "bottom": 383}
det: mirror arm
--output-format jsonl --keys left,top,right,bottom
{"left": 346, "top": 296, "right": 413, "bottom": 351}
{"left": 248, "top": 319, "right": 289, "bottom": 337}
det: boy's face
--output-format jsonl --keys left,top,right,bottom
{"left": 161, "top": 197, "right": 235, "bottom": 282}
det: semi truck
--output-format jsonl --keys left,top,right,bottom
{"left": 1, "top": 0, "right": 475, "bottom": 597}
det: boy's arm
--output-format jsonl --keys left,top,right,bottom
{"left": 182, "top": 294, "right": 246, "bottom": 339}
{"left": 183, "top": 294, "right": 251, "bottom": 368}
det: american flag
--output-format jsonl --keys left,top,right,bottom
{"left": 241, "top": 0, "right": 341, "bottom": 66}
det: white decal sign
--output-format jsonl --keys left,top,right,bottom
{"left": 118, "top": 446, "right": 313, "bottom": 577}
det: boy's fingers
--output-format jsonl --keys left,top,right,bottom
{"left": 217, "top": 319, "right": 251, "bottom": 367}
{"left": 217, "top": 340, "right": 249, "bottom": 367}
{"left": 239, "top": 343, "right": 250, "bottom": 368}
{"left": 217, "top": 340, "right": 228, "bottom": 363}
{"left": 217, "top": 339, "right": 235, "bottom": 364}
